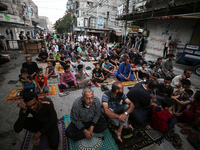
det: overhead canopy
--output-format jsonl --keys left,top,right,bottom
{"left": 0, "top": 2, "right": 7, "bottom": 11}
{"left": 116, "top": 0, "right": 200, "bottom": 22}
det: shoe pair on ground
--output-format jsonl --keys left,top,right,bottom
{"left": 101, "top": 85, "right": 109, "bottom": 91}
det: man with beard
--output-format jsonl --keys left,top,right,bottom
{"left": 22, "top": 56, "right": 39, "bottom": 78}
{"left": 65, "top": 88, "right": 107, "bottom": 141}
{"left": 153, "top": 58, "right": 167, "bottom": 78}
{"left": 14, "top": 92, "right": 59, "bottom": 148}
{"left": 102, "top": 82, "right": 134, "bottom": 142}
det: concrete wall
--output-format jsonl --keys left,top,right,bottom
{"left": 145, "top": 19, "right": 196, "bottom": 56}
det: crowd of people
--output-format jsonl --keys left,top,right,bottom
{"left": 13, "top": 36, "right": 200, "bottom": 149}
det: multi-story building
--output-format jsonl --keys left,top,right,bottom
{"left": 0, "top": 0, "right": 39, "bottom": 40}
{"left": 66, "top": 0, "right": 123, "bottom": 42}
{"left": 39, "top": 16, "right": 55, "bottom": 33}
{"left": 117, "top": 0, "right": 200, "bottom": 57}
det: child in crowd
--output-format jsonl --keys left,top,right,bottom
{"left": 174, "top": 91, "right": 200, "bottom": 129}
{"left": 130, "top": 62, "right": 139, "bottom": 81}
{"left": 172, "top": 89, "right": 194, "bottom": 114}
{"left": 151, "top": 98, "right": 177, "bottom": 133}
{"left": 35, "top": 68, "right": 49, "bottom": 94}
{"left": 139, "top": 62, "right": 149, "bottom": 81}
{"left": 47, "top": 53, "right": 56, "bottom": 67}
{"left": 19, "top": 68, "right": 35, "bottom": 96}
{"left": 59, "top": 65, "right": 78, "bottom": 89}
{"left": 99, "top": 56, "right": 105, "bottom": 68}
{"left": 45, "top": 62, "right": 58, "bottom": 78}
{"left": 75, "top": 64, "right": 90, "bottom": 87}
{"left": 156, "top": 76, "right": 174, "bottom": 105}
{"left": 148, "top": 64, "right": 156, "bottom": 76}
{"left": 173, "top": 79, "right": 191, "bottom": 96}
{"left": 71, "top": 51, "right": 78, "bottom": 63}
{"left": 102, "top": 58, "right": 116, "bottom": 77}
{"left": 75, "top": 57, "right": 85, "bottom": 71}
{"left": 92, "top": 63, "right": 106, "bottom": 83}
{"left": 55, "top": 51, "right": 61, "bottom": 60}
{"left": 66, "top": 60, "right": 75, "bottom": 74}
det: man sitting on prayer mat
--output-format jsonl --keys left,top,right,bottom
{"left": 65, "top": 88, "right": 108, "bottom": 141}
{"left": 102, "top": 82, "right": 134, "bottom": 142}
{"left": 14, "top": 92, "right": 59, "bottom": 148}
{"left": 117, "top": 57, "right": 134, "bottom": 82}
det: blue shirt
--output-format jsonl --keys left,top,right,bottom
{"left": 59, "top": 49, "right": 69, "bottom": 58}
{"left": 102, "top": 62, "right": 112, "bottom": 70}
{"left": 117, "top": 62, "right": 131, "bottom": 75}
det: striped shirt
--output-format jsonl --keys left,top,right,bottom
{"left": 70, "top": 96, "right": 101, "bottom": 131}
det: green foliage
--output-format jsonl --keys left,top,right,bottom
{"left": 54, "top": 13, "right": 72, "bottom": 34}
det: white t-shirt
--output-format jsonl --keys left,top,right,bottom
{"left": 139, "top": 67, "right": 147, "bottom": 71}
{"left": 166, "top": 39, "right": 171, "bottom": 47}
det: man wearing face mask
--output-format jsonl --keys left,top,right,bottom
{"left": 102, "top": 82, "right": 134, "bottom": 142}
{"left": 65, "top": 88, "right": 107, "bottom": 141}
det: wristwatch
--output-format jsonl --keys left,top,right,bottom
{"left": 124, "top": 112, "right": 128, "bottom": 115}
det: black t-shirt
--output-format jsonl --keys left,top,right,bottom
{"left": 39, "top": 52, "right": 48, "bottom": 60}
{"left": 22, "top": 62, "right": 39, "bottom": 75}
{"left": 127, "top": 83, "right": 152, "bottom": 109}
{"left": 39, "top": 33, "right": 44, "bottom": 39}
{"left": 92, "top": 68, "right": 102, "bottom": 78}
{"left": 110, "top": 54, "right": 119, "bottom": 61}
{"left": 156, "top": 83, "right": 173, "bottom": 98}
{"left": 128, "top": 52, "right": 135, "bottom": 60}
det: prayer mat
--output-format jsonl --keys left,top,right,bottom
{"left": 58, "top": 80, "right": 98, "bottom": 93}
{"left": 64, "top": 114, "right": 119, "bottom": 150}
{"left": 96, "top": 77, "right": 116, "bottom": 86}
{"left": 20, "top": 117, "right": 70, "bottom": 150}
{"left": 4, "top": 85, "right": 57, "bottom": 103}
{"left": 113, "top": 77, "right": 137, "bottom": 86}
{"left": 104, "top": 115, "right": 154, "bottom": 150}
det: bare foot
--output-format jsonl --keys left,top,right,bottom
{"left": 145, "top": 125, "right": 151, "bottom": 130}
{"left": 114, "top": 130, "right": 122, "bottom": 143}
{"left": 173, "top": 112, "right": 182, "bottom": 116}
{"left": 123, "top": 124, "right": 134, "bottom": 131}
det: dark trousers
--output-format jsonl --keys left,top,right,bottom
{"left": 20, "top": 87, "right": 35, "bottom": 96}
{"left": 168, "top": 118, "right": 178, "bottom": 129}
{"left": 131, "top": 106, "right": 153, "bottom": 126}
{"left": 24, "top": 117, "right": 59, "bottom": 149}
{"left": 59, "top": 81, "right": 75, "bottom": 89}
{"left": 139, "top": 71, "right": 149, "bottom": 79}
{"left": 65, "top": 116, "right": 108, "bottom": 141}
{"left": 163, "top": 47, "right": 168, "bottom": 57}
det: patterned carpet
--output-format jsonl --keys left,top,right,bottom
{"left": 4, "top": 85, "right": 57, "bottom": 103}
{"left": 64, "top": 114, "right": 119, "bottom": 150}
{"left": 104, "top": 114, "right": 162, "bottom": 150}
{"left": 20, "top": 117, "right": 70, "bottom": 150}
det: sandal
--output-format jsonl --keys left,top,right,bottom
{"left": 172, "top": 133, "right": 182, "bottom": 149}
{"left": 165, "top": 129, "right": 175, "bottom": 142}
{"left": 180, "top": 129, "right": 191, "bottom": 135}
{"left": 189, "top": 133, "right": 200, "bottom": 140}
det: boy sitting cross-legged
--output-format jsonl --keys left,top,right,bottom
{"left": 35, "top": 68, "right": 49, "bottom": 94}
{"left": 19, "top": 68, "right": 35, "bottom": 96}
{"left": 92, "top": 63, "right": 106, "bottom": 83}
{"left": 59, "top": 65, "right": 78, "bottom": 89}
{"left": 172, "top": 89, "right": 194, "bottom": 114}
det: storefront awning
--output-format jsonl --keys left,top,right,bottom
{"left": 0, "top": 2, "right": 7, "bottom": 11}
{"left": 87, "top": 30, "right": 104, "bottom": 33}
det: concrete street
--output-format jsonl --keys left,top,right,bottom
{"left": 0, "top": 48, "right": 199, "bottom": 150}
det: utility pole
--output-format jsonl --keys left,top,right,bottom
{"left": 124, "top": 0, "right": 129, "bottom": 46}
